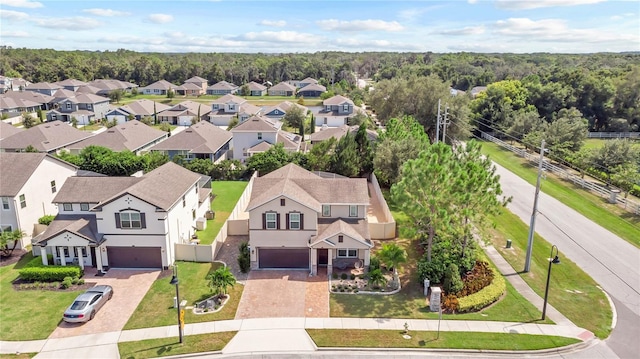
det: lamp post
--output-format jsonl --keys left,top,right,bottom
{"left": 169, "top": 265, "right": 184, "bottom": 343}
{"left": 542, "top": 245, "right": 560, "bottom": 320}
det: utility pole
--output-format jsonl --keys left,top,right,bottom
{"left": 435, "top": 99, "right": 441, "bottom": 144}
{"left": 524, "top": 140, "right": 546, "bottom": 273}
{"left": 442, "top": 105, "right": 449, "bottom": 143}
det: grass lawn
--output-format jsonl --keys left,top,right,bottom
{"left": 583, "top": 138, "right": 640, "bottom": 150}
{"left": 151, "top": 123, "right": 177, "bottom": 132}
{"left": 488, "top": 207, "right": 612, "bottom": 338}
{"left": 79, "top": 123, "right": 104, "bottom": 132}
{"left": 0, "top": 354, "right": 37, "bottom": 359}
{"left": 195, "top": 181, "right": 248, "bottom": 245}
{"left": 480, "top": 141, "right": 640, "bottom": 248}
{"left": 118, "top": 332, "right": 236, "bottom": 359}
{"left": 123, "top": 261, "right": 243, "bottom": 330}
{"left": 0, "top": 253, "right": 84, "bottom": 341}
{"left": 307, "top": 329, "right": 579, "bottom": 350}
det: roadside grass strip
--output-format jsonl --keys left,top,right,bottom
{"left": 118, "top": 332, "right": 236, "bottom": 359}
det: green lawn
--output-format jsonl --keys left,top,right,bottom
{"left": 0, "top": 354, "right": 37, "bottom": 359}
{"left": 481, "top": 141, "right": 640, "bottom": 248}
{"left": 307, "top": 329, "right": 579, "bottom": 350}
{"left": 196, "top": 181, "right": 248, "bottom": 245}
{"left": 123, "top": 261, "right": 243, "bottom": 330}
{"left": 79, "top": 123, "right": 104, "bottom": 132}
{"left": 583, "top": 138, "right": 640, "bottom": 150}
{"left": 0, "top": 254, "right": 85, "bottom": 340}
{"left": 488, "top": 207, "right": 612, "bottom": 338}
{"left": 118, "top": 332, "right": 236, "bottom": 359}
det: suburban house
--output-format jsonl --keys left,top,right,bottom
{"left": 470, "top": 86, "right": 488, "bottom": 98}
{"left": 158, "top": 100, "right": 211, "bottom": 126}
{"left": 0, "top": 152, "right": 78, "bottom": 249}
{"left": 245, "top": 81, "right": 267, "bottom": 96}
{"left": 149, "top": 121, "right": 232, "bottom": 162}
{"left": 267, "top": 82, "right": 296, "bottom": 97}
{"left": 246, "top": 163, "right": 373, "bottom": 274}
{"left": 0, "top": 121, "right": 23, "bottom": 140}
{"left": 87, "top": 79, "right": 138, "bottom": 96}
{"left": 262, "top": 101, "right": 308, "bottom": 121}
{"left": 209, "top": 94, "right": 261, "bottom": 126}
{"left": 24, "top": 82, "right": 62, "bottom": 96}
{"left": 309, "top": 124, "right": 378, "bottom": 146}
{"left": 298, "top": 77, "right": 319, "bottom": 88}
{"left": 0, "top": 96, "right": 41, "bottom": 117}
{"left": 0, "top": 120, "right": 93, "bottom": 153}
{"left": 1, "top": 90, "right": 53, "bottom": 111}
{"left": 315, "top": 95, "right": 363, "bottom": 127}
{"left": 12, "top": 78, "right": 32, "bottom": 91}
{"left": 297, "top": 83, "right": 327, "bottom": 98}
{"left": 140, "top": 80, "right": 183, "bottom": 96}
{"left": 66, "top": 121, "right": 169, "bottom": 155}
{"left": 46, "top": 93, "right": 111, "bottom": 124}
{"left": 0, "top": 76, "right": 12, "bottom": 94}
{"left": 230, "top": 115, "right": 301, "bottom": 161}
{"left": 55, "top": 79, "right": 88, "bottom": 92}
{"left": 183, "top": 76, "right": 208, "bottom": 95}
{"left": 206, "top": 81, "right": 239, "bottom": 95}
{"left": 31, "top": 162, "right": 211, "bottom": 270}
{"left": 105, "top": 99, "right": 171, "bottom": 124}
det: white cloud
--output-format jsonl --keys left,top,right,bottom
{"left": 234, "top": 31, "right": 321, "bottom": 43}
{"left": 98, "top": 35, "right": 166, "bottom": 46}
{"left": 47, "top": 35, "right": 64, "bottom": 41}
{"left": 610, "top": 12, "right": 635, "bottom": 20}
{"left": 33, "top": 16, "right": 103, "bottom": 30}
{"left": 0, "top": 0, "right": 42, "bottom": 8}
{"left": 82, "top": 8, "right": 131, "bottom": 17}
{"left": 0, "top": 9, "right": 28, "bottom": 21}
{"left": 259, "top": 19, "right": 286, "bottom": 27}
{"left": 495, "top": 0, "right": 606, "bottom": 10}
{"left": 468, "top": 0, "right": 479, "bottom": 4}
{"left": 316, "top": 19, "right": 404, "bottom": 32}
{"left": 148, "top": 13, "right": 173, "bottom": 24}
{"left": 1, "top": 30, "right": 29, "bottom": 37}
{"left": 494, "top": 17, "right": 637, "bottom": 43}
{"left": 397, "top": 5, "right": 443, "bottom": 21}
{"left": 334, "top": 38, "right": 421, "bottom": 51}
{"left": 439, "top": 25, "right": 485, "bottom": 36}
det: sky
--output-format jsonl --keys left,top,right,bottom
{"left": 0, "top": 0, "right": 638, "bottom": 53}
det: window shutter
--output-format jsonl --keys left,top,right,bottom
{"left": 262, "top": 213, "right": 266, "bottom": 230}
{"left": 141, "top": 213, "right": 146, "bottom": 228}
{"left": 300, "top": 213, "right": 304, "bottom": 230}
{"left": 276, "top": 213, "right": 281, "bottom": 229}
{"left": 115, "top": 213, "right": 121, "bottom": 228}
{"left": 286, "top": 214, "right": 290, "bottom": 230}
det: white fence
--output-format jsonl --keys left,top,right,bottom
{"left": 481, "top": 132, "right": 640, "bottom": 215}
{"left": 587, "top": 132, "right": 639, "bottom": 139}
{"left": 369, "top": 173, "right": 397, "bottom": 240}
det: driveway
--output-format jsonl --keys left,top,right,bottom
{"left": 48, "top": 269, "right": 160, "bottom": 339}
{"left": 235, "top": 270, "right": 329, "bottom": 319}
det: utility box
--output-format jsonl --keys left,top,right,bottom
{"left": 506, "top": 239, "right": 512, "bottom": 248}
{"left": 423, "top": 279, "right": 430, "bottom": 296}
{"left": 430, "top": 287, "right": 442, "bottom": 312}
{"left": 195, "top": 217, "right": 207, "bottom": 231}
{"left": 609, "top": 190, "right": 620, "bottom": 204}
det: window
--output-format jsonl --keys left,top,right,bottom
{"left": 80, "top": 203, "right": 90, "bottom": 211}
{"left": 338, "top": 235, "right": 344, "bottom": 243}
{"left": 119, "top": 212, "right": 142, "bottom": 229}
{"left": 337, "top": 249, "right": 357, "bottom": 258}
{"left": 65, "top": 102, "right": 72, "bottom": 109}
{"left": 1, "top": 198, "right": 9, "bottom": 210}
{"left": 349, "top": 205, "right": 358, "bottom": 217}
{"left": 280, "top": 198, "right": 285, "bottom": 206}
{"left": 50, "top": 180, "right": 56, "bottom": 193}
{"left": 87, "top": 104, "right": 92, "bottom": 110}
{"left": 182, "top": 195, "right": 186, "bottom": 207}
{"left": 257, "top": 132, "right": 262, "bottom": 140}
{"left": 56, "top": 246, "right": 70, "bottom": 257}
{"left": 343, "top": 104, "right": 349, "bottom": 112}
{"left": 192, "top": 209, "right": 196, "bottom": 220}
{"left": 1, "top": 225, "right": 12, "bottom": 233}
{"left": 19, "top": 194, "right": 26, "bottom": 208}
{"left": 63, "top": 203, "right": 73, "bottom": 211}
{"left": 265, "top": 212, "right": 277, "bottom": 229}
{"left": 322, "top": 205, "right": 330, "bottom": 217}
{"left": 289, "top": 213, "right": 300, "bottom": 230}
{"left": 51, "top": 114, "right": 57, "bottom": 121}
{"left": 74, "top": 247, "right": 88, "bottom": 257}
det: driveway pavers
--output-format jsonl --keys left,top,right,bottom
{"left": 216, "top": 235, "right": 249, "bottom": 283}
{"left": 48, "top": 269, "right": 159, "bottom": 339}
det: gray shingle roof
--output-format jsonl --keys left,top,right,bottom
{"left": 269, "top": 81, "right": 296, "bottom": 92}
{"left": 314, "top": 218, "right": 372, "bottom": 247}
{"left": 323, "top": 95, "right": 354, "bottom": 106}
{"left": 211, "top": 93, "right": 245, "bottom": 105}
{"left": 298, "top": 83, "right": 327, "bottom": 92}
{"left": 0, "top": 153, "right": 76, "bottom": 196}
{"left": 67, "top": 121, "right": 168, "bottom": 153}
{"left": 0, "top": 121, "right": 23, "bottom": 139}
{"left": 26, "top": 82, "right": 62, "bottom": 90}
{"left": 231, "top": 115, "right": 278, "bottom": 132}
{"left": 149, "top": 121, "right": 231, "bottom": 154}
{"left": 208, "top": 81, "right": 238, "bottom": 91}
{"left": 2, "top": 90, "right": 53, "bottom": 105}
{"left": 117, "top": 100, "right": 171, "bottom": 117}
{"left": 32, "top": 214, "right": 103, "bottom": 246}
{"left": 0, "top": 121, "right": 93, "bottom": 152}
{"left": 185, "top": 76, "right": 207, "bottom": 84}
{"left": 55, "top": 79, "right": 88, "bottom": 87}
{"left": 52, "top": 176, "right": 141, "bottom": 204}
{"left": 246, "top": 81, "right": 267, "bottom": 91}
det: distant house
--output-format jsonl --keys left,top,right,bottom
{"left": 32, "top": 162, "right": 211, "bottom": 270}
{"left": 298, "top": 77, "right": 319, "bottom": 89}
{"left": 268, "top": 81, "right": 296, "bottom": 97}
{"left": 55, "top": 79, "right": 88, "bottom": 92}
{"left": 245, "top": 81, "right": 267, "bottom": 96}
{"left": 24, "top": 82, "right": 62, "bottom": 96}
{"left": 230, "top": 115, "right": 301, "bottom": 161}
{"left": 309, "top": 124, "right": 378, "bottom": 146}
{"left": 297, "top": 83, "right": 327, "bottom": 98}
{"left": 66, "top": 121, "right": 169, "bottom": 155}
{"left": 0, "top": 152, "right": 78, "bottom": 249}
{"left": 0, "top": 120, "right": 93, "bottom": 154}
{"left": 262, "top": 101, "right": 308, "bottom": 121}
{"left": 206, "top": 81, "right": 239, "bottom": 96}
{"left": 470, "top": 86, "right": 488, "bottom": 98}
{"left": 1, "top": 91, "right": 53, "bottom": 111}
{"left": 315, "top": 95, "right": 362, "bottom": 127}
{"left": 105, "top": 99, "right": 171, "bottom": 124}
{"left": 10, "top": 78, "right": 32, "bottom": 92}
{"left": 47, "top": 93, "right": 110, "bottom": 124}
{"left": 0, "top": 96, "right": 41, "bottom": 118}
{"left": 150, "top": 121, "right": 232, "bottom": 162}
{"left": 86, "top": 79, "right": 138, "bottom": 96}
{"left": 183, "top": 76, "right": 208, "bottom": 95}
{"left": 0, "top": 76, "right": 12, "bottom": 94}
{"left": 140, "top": 80, "right": 182, "bottom": 96}
{"left": 157, "top": 100, "right": 211, "bottom": 126}
{"left": 209, "top": 94, "right": 261, "bottom": 126}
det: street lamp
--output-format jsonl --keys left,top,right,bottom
{"left": 542, "top": 245, "right": 561, "bottom": 320}
{"left": 169, "top": 265, "right": 184, "bottom": 343}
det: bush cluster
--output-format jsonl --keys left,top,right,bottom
{"left": 38, "top": 215, "right": 56, "bottom": 225}
{"left": 457, "top": 269, "right": 505, "bottom": 313}
{"left": 237, "top": 242, "right": 251, "bottom": 273}
{"left": 19, "top": 266, "right": 83, "bottom": 282}
{"left": 457, "top": 261, "right": 494, "bottom": 297}
{"left": 443, "top": 263, "right": 463, "bottom": 294}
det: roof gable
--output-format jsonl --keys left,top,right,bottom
{"left": 0, "top": 153, "right": 77, "bottom": 196}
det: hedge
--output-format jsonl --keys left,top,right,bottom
{"left": 457, "top": 266, "right": 506, "bottom": 313}
{"left": 19, "top": 257, "right": 82, "bottom": 282}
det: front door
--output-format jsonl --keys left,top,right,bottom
{"left": 318, "top": 249, "right": 328, "bottom": 266}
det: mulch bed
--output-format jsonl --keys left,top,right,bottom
{"left": 0, "top": 249, "right": 28, "bottom": 268}
{"left": 11, "top": 277, "right": 97, "bottom": 292}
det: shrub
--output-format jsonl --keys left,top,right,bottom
{"left": 60, "top": 277, "right": 72, "bottom": 289}
{"left": 340, "top": 273, "right": 348, "bottom": 280}
{"left": 369, "top": 255, "right": 381, "bottom": 271}
{"left": 332, "top": 272, "right": 338, "bottom": 280}
{"left": 71, "top": 277, "right": 79, "bottom": 285}
{"left": 350, "top": 273, "right": 356, "bottom": 280}
{"left": 20, "top": 266, "right": 82, "bottom": 282}
{"left": 458, "top": 261, "right": 494, "bottom": 297}
{"left": 457, "top": 267, "right": 506, "bottom": 313}
{"left": 38, "top": 215, "right": 56, "bottom": 225}
{"left": 442, "top": 294, "right": 459, "bottom": 313}
{"left": 237, "top": 242, "right": 251, "bottom": 273}
{"left": 77, "top": 279, "right": 85, "bottom": 285}
{"left": 443, "top": 264, "right": 463, "bottom": 294}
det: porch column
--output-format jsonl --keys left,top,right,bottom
{"left": 310, "top": 248, "right": 317, "bottom": 276}
{"left": 78, "top": 248, "right": 85, "bottom": 270}
{"left": 327, "top": 248, "right": 333, "bottom": 276}
{"left": 364, "top": 249, "right": 370, "bottom": 266}
{"left": 40, "top": 247, "right": 48, "bottom": 265}
{"left": 95, "top": 246, "right": 103, "bottom": 272}
{"left": 60, "top": 249, "right": 66, "bottom": 266}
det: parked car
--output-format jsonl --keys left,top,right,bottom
{"left": 63, "top": 285, "right": 114, "bottom": 323}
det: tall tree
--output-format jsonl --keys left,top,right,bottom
{"left": 306, "top": 137, "right": 336, "bottom": 172}
{"left": 283, "top": 105, "right": 305, "bottom": 134}
{"left": 354, "top": 124, "right": 374, "bottom": 176}
{"left": 330, "top": 132, "right": 359, "bottom": 177}
{"left": 590, "top": 139, "right": 639, "bottom": 183}
{"left": 207, "top": 266, "right": 236, "bottom": 297}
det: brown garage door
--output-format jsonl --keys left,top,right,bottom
{"left": 107, "top": 246, "right": 162, "bottom": 268}
{"left": 259, "top": 248, "right": 309, "bottom": 269}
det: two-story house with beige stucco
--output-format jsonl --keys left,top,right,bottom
{"left": 246, "top": 163, "right": 373, "bottom": 275}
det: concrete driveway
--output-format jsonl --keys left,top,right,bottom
{"left": 49, "top": 269, "right": 160, "bottom": 339}
{"left": 235, "top": 270, "right": 329, "bottom": 319}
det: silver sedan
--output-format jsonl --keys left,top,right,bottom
{"left": 63, "top": 285, "right": 113, "bottom": 323}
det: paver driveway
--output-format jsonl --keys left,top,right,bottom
{"left": 235, "top": 270, "right": 329, "bottom": 319}
{"left": 48, "top": 269, "right": 160, "bottom": 338}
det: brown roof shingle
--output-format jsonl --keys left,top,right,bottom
{"left": 149, "top": 121, "right": 231, "bottom": 154}
{"left": 67, "top": 121, "right": 168, "bottom": 153}
{"left": 0, "top": 153, "right": 76, "bottom": 196}
{"left": 0, "top": 120, "right": 93, "bottom": 152}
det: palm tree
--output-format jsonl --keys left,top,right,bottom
{"left": 207, "top": 266, "right": 236, "bottom": 298}
{"left": 377, "top": 243, "right": 407, "bottom": 285}
{"left": 367, "top": 268, "right": 387, "bottom": 289}
{"left": 0, "top": 230, "right": 24, "bottom": 257}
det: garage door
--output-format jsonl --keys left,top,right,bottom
{"left": 107, "top": 246, "right": 162, "bottom": 268}
{"left": 259, "top": 248, "right": 309, "bottom": 269}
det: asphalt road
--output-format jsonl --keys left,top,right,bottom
{"left": 493, "top": 163, "right": 640, "bottom": 359}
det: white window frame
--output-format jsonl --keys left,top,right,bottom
{"left": 80, "top": 203, "right": 90, "bottom": 211}
{"left": 289, "top": 212, "right": 300, "bottom": 230}
{"left": 322, "top": 205, "right": 330, "bottom": 217}
{"left": 265, "top": 212, "right": 277, "bottom": 229}
{"left": 19, "top": 194, "right": 26, "bottom": 208}
{"left": 343, "top": 104, "right": 349, "bottom": 111}
{"left": 337, "top": 249, "right": 358, "bottom": 258}
{"left": 120, "top": 212, "right": 141, "bottom": 229}
{"left": 74, "top": 247, "right": 88, "bottom": 257}
{"left": 349, "top": 205, "right": 358, "bottom": 217}
{"left": 87, "top": 103, "right": 92, "bottom": 110}
{"left": 1, "top": 198, "right": 9, "bottom": 210}
{"left": 63, "top": 203, "right": 73, "bottom": 211}
{"left": 56, "top": 246, "right": 70, "bottom": 258}
{"left": 65, "top": 102, "right": 72, "bottom": 110}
